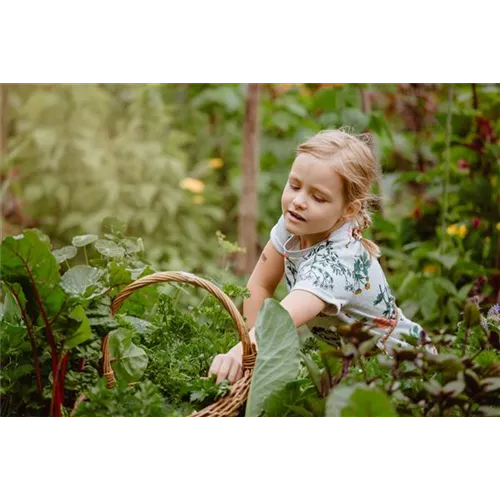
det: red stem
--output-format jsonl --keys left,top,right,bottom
{"left": 4, "top": 283, "right": 44, "bottom": 399}
{"left": 16, "top": 253, "right": 58, "bottom": 378}
{"left": 59, "top": 353, "right": 69, "bottom": 407}
{"left": 53, "top": 392, "right": 61, "bottom": 417}
{"left": 12, "top": 252, "right": 61, "bottom": 417}
{"left": 51, "top": 350, "right": 69, "bottom": 417}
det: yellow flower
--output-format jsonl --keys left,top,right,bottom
{"left": 496, "top": 222, "right": 500, "bottom": 231}
{"left": 423, "top": 264, "right": 438, "bottom": 274}
{"left": 192, "top": 195, "right": 205, "bottom": 205}
{"left": 492, "top": 177, "right": 498, "bottom": 187}
{"left": 447, "top": 224, "right": 467, "bottom": 238}
{"left": 208, "top": 158, "right": 224, "bottom": 169}
{"left": 180, "top": 177, "right": 205, "bottom": 194}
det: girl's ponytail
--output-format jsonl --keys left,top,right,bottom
{"left": 354, "top": 205, "right": 381, "bottom": 259}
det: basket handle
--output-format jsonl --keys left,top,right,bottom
{"left": 104, "top": 271, "right": 256, "bottom": 388}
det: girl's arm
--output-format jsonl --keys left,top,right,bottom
{"left": 280, "top": 289, "right": 326, "bottom": 327}
{"left": 245, "top": 289, "right": 326, "bottom": 346}
{"left": 228, "top": 239, "right": 285, "bottom": 354}
{"left": 209, "top": 239, "right": 326, "bottom": 382}
{"left": 243, "top": 239, "right": 286, "bottom": 330}
{"left": 211, "top": 289, "right": 326, "bottom": 383}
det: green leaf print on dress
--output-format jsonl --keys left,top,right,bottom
{"left": 296, "top": 242, "right": 372, "bottom": 297}
{"left": 297, "top": 241, "right": 352, "bottom": 291}
{"left": 348, "top": 251, "right": 372, "bottom": 295}
{"left": 285, "top": 259, "right": 298, "bottom": 289}
{"left": 409, "top": 324, "right": 420, "bottom": 338}
{"left": 373, "top": 283, "right": 396, "bottom": 319}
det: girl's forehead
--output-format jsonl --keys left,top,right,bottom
{"left": 290, "top": 154, "right": 342, "bottom": 188}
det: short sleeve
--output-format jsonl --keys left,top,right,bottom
{"left": 291, "top": 245, "right": 353, "bottom": 316}
{"left": 270, "top": 215, "right": 289, "bottom": 256}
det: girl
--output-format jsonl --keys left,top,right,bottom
{"left": 209, "top": 129, "right": 434, "bottom": 384}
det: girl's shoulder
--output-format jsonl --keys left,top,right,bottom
{"left": 270, "top": 214, "right": 292, "bottom": 255}
{"left": 315, "top": 222, "right": 363, "bottom": 260}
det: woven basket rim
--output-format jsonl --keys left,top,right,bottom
{"left": 101, "top": 270, "right": 257, "bottom": 417}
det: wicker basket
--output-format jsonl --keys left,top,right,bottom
{"left": 103, "top": 271, "right": 257, "bottom": 417}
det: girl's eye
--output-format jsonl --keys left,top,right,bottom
{"left": 314, "top": 196, "right": 326, "bottom": 203}
{"left": 289, "top": 184, "right": 299, "bottom": 190}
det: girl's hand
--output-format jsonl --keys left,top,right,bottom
{"left": 208, "top": 352, "right": 243, "bottom": 384}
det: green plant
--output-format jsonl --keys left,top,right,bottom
{"left": 0, "top": 219, "right": 155, "bottom": 416}
{"left": 244, "top": 299, "right": 500, "bottom": 417}
{"left": 5, "top": 84, "right": 227, "bottom": 275}
{"left": 1, "top": 217, "right": 254, "bottom": 416}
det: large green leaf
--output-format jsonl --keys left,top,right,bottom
{"left": 107, "top": 261, "right": 132, "bottom": 287}
{"left": 245, "top": 299, "right": 301, "bottom": 417}
{"left": 94, "top": 239, "right": 125, "bottom": 258}
{"left": 0, "top": 229, "right": 65, "bottom": 320}
{"left": 1, "top": 282, "right": 26, "bottom": 324}
{"left": 263, "top": 379, "right": 316, "bottom": 417}
{"left": 108, "top": 328, "right": 148, "bottom": 382}
{"left": 52, "top": 245, "right": 77, "bottom": 264}
{"left": 326, "top": 384, "right": 397, "bottom": 417}
{"left": 65, "top": 305, "right": 92, "bottom": 349}
{"left": 72, "top": 234, "right": 98, "bottom": 247}
{"left": 60, "top": 265, "right": 105, "bottom": 298}
{"left": 0, "top": 322, "right": 30, "bottom": 362}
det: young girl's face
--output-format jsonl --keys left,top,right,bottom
{"left": 282, "top": 153, "right": 348, "bottom": 245}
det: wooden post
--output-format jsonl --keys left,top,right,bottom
{"left": 236, "top": 83, "right": 261, "bottom": 276}
{"left": 0, "top": 84, "right": 7, "bottom": 157}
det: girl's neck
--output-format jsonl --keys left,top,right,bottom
{"left": 298, "top": 218, "right": 351, "bottom": 250}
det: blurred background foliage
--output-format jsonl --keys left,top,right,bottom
{"left": 1, "top": 83, "right": 499, "bottom": 331}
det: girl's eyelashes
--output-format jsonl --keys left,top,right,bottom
{"left": 288, "top": 183, "right": 326, "bottom": 202}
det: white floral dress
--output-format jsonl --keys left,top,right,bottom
{"left": 270, "top": 215, "right": 432, "bottom": 353}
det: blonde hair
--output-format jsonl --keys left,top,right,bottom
{"left": 296, "top": 128, "right": 381, "bottom": 258}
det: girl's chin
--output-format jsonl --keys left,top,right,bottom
{"left": 284, "top": 222, "right": 303, "bottom": 235}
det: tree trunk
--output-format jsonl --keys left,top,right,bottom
{"left": 236, "top": 83, "right": 261, "bottom": 276}
{"left": 0, "top": 84, "right": 7, "bottom": 157}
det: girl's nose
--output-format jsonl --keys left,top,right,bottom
{"left": 293, "top": 196, "right": 307, "bottom": 209}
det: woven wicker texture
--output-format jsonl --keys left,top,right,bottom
{"left": 105, "top": 271, "right": 257, "bottom": 417}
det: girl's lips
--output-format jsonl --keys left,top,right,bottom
{"left": 288, "top": 210, "right": 306, "bottom": 222}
